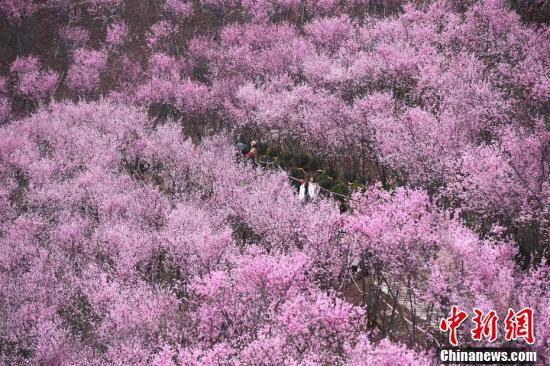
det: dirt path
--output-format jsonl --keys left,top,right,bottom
{"left": 339, "top": 273, "right": 444, "bottom": 349}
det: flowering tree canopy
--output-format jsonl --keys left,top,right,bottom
{"left": 0, "top": 0, "right": 548, "bottom": 364}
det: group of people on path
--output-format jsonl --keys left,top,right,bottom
{"left": 236, "top": 140, "right": 321, "bottom": 201}
{"left": 236, "top": 140, "right": 369, "bottom": 276}
{"left": 298, "top": 176, "right": 320, "bottom": 202}
{"left": 237, "top": 140, "right": 258, "bottom": 166}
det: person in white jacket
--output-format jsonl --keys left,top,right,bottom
{"left": 308, "top": 176, "right": 320, "bottom": 200}
{"left": 298, "top": 179, "right": 307, "bottom": 202}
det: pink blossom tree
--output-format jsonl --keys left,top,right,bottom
{"left": 67, "top": 48, "right": 108, "bottom": 97}
{"left": 10, "top": 55, "right": 58, "bottom": 108}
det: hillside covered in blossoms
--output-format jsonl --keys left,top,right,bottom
{"left": 0, "top": 0, "right": 549, "bottom": 365}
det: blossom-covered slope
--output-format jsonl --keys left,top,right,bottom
{"left": 0, "top": 0, "right": 548, "bottom": 364}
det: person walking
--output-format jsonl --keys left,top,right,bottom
{"left": 298, "top": 179, "right": 307, "bottom": 203}
{"left": 308, "top": 176, "right": 320, "bottom": 200}
{"left": 245, "top": 140, "right": 258, "bottom": 167}
{"left": 236, "top": 141, "right": 249, "bottom": 161}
